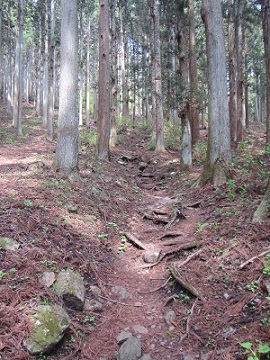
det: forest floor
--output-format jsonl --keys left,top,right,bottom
{"left": 0, "top": 104, "right": 270, "bottom": 360}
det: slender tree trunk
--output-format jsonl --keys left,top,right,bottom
{"left": 42, "top": 0, "right": 49, "bottom": 127}
{"left": 97, "top": 0, "right": 110, "bottom": 160}
{"left": 120, "top": 5, "right": 128, "bottom": 123}
{"left": 54, "top": 0, "right": 79, "bottom": 179}
{"left": 47, "top": 0, "right": 55, "bottom": 141}
{"left": 110, "top": 0, "right": 118, "bottom": 146}
{"left": 228, "top": 0, "right": 237, "bottom": 145}
{"left": 0, "top": 0, "right": 3, "bottom": 99}
{"left": 263, "top": 1, "right": 270, "bottom": 145}
{"left": 200, "top": 0, "right": 232, "bottom": 186}
{"left": 189, "top": 0, "right": 199, "bottom": 145}
{"left": 13, "top": 0, "right": 24, "bottom": 136}
{"left": 236, "top": 0, "right": 244, "bottom": 143}
{"left": 85, "top": 15, "right": 91, "bottom": 127}
{"left": 150, "top": 0, "right": 165, "bottom": 153}
{"left": 78, "top": 9, "right": 84, "bottom": 127}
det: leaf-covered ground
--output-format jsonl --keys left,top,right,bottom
{"left": 0, "top": 104, "right": 270, "bottom": 360}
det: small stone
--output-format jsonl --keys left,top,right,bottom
{"left": 223, "top": 292, "right": 230, "bottom": 300}
{"left": 264, "top": 281, "right": 270, "bottom": 295}
{"left": 132, "top": 325, "right": 148, "bottom": 335}
{"left": 66, "top": 203, "right": 79, "bottom": 214}
{"left": 117, "top": 337, "right": 142, "bottom": 360}
{"left": 143, "top": 249, "right": 161, "bottom": 264}
{"left": 117, "top": 330, "right": 132, "bottom": 345}
{"left": 138, "top": 162, "right": 148, "bottom": 171}
{"left": 39, "top": 272, "right": 56, "bottom": 288}
{"left": 84, "top": 299, "right": 103, "bottom": 312}
{"left": 54, "top": 269, "right": 85, "bottom": 311}
{"left": 139, "top": 355, "right": 153, "bottom": 360}
{"left": 111, "top": 285, "right": 132, "bottom": 300}
{"left": 90, "top": 285, "right": 102, "bottom": 297}
{"left": 164, "top": 310, "right": 176, "bottom": 326}
{"left": 0, "top": 237, "right": 20, "bottom": 251}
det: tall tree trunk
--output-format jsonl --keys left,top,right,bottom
{"left": 0, "top": 0, "right": 3, "bottom": 99}
{"left": 42, "top": 0, "right": 49, "bottom": 127}
{"left": 47, "top": 0, "right": 55, "bottom": 141}
{"left": 228, "top": 0, "right": 237, "bottom": 145}
{"left": 236, "top": 0, "right": 244, "bottom": 143}
{"left": 110, "top": 0, "right": 118, "bottom": 146}
{"left": 54, "top": 0, "right": 79, "bottom": 179}
{"left": 150, "top": 0, "right": 165, "bottom": 153}
{"left": 200, "top": 0, "right": 232, "bottom": 186}
{"left": 119, "top": 4, "right": 128, "bottom": 123}
{"left": 13, "top": 0, "right": 24, "bottom": 136}
{"left": 85, "top": 15, "right": 91, "bottom": 127}
{"left": 189, "top": 0, "right": 199, "bottom": 145}
{"left": 97, "top": 0, "right": 110, "bottom": 160}
{"left": 263, "top": 1, "right": 270, "bottom": 145}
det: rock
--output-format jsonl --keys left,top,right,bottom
{"left": 90, "top": 285, "right": 102, "bottom": 297}
{"left": 138, "top": 162, "right": 148, "bottom": 171}
{"left": 139, "top": 355, "right": 153, "bottom": 360}
{"left": 111, "top": 285, "right": 132, "bottom": 300}
{"left": 118, "top": 337, "right": 142, "bottom": 360}
{"left": 132, "top": 325, "right": 148, "bottom": 335}
{"left": 143, "top": 249, "right": 161, "bottom": 264}
{"left": 84, "top": 299, "right": 103, "bottom": 312}
{"left": 117, "top": 330, "right": 132, "bottom": 345}
{"left": 39, "top": 272, "right": 56, "bottom": 288}
{"left": 54, "top": 269, "right": 85, "bottom": 310}
{"left": 0, "top": 237, "right": 20, "bottom": 251}
{"left": 164, "top": 310, "right": 176, "bottom": 326}
{"left": 183, "top": 355, "right": 197, "bottom": 360}
{"left": 25, "top": 304, "right": 70, "bottom": 355}
{"left": 264, "top": 281, "right": 270, "bottom": 295}
{"left": 66, "top": 203, "right": 79, "bottom": 214}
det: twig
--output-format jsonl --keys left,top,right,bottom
{"left": 171, "top": 249, "right": 203, "bottom": 268}
{"left": 124, "top": 232, "right": 148, "bottom": 250}
{"left": 179, "top": 298, "right": 198, "bottom": 342}
{"left": 97, "top": 294, "right": 156, "bottom": 307}
{"left": 239, "top": 247, "right": 270, "bottom": 269}
{"left": 139, "top": 277, "right": 171, "bottom": 294}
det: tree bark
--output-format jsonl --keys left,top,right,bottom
{"left": 200, "top": 0, "right": 232, "bottom": 186}
{"left": 54, "top": 0, "right": 79, "bottom": 179}
{"left": 263, "top": 1, "right": 270, "bottom": 145}
{"left": 97, "top": 0, "right": 111, "bottom": 160}
{"left": 189, "top": 0, "right": 199, "bottom": 145}
{"left": 110, "top": 0, "right": 118, "bottom": 147}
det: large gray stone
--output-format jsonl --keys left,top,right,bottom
{"left": 25, "top": 304, "right": 70, "bottom": 355}
{"left": 139, "top": 355, "right": 153, "bottom": 360}
{"left": 54, "top": 269, "right": 85, "bottom": 310}
{"left": 0, "top": 237, "right": 20, "bottom": 251}
{"left": 118, "top": 337, "right": 142, "bottom": 360}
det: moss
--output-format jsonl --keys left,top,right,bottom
{"left": 26, "top": 305, "right": 70, "bottom": 355}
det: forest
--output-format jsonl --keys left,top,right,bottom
{"left": 0, "top": 0, "right": 270, "bottom": 359}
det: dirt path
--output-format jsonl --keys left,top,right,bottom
{"left": 1, "top": 113, "right": 270, "bottom": 360}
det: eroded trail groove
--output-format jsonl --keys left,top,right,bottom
{"left": 0, "top": 117, "right": 270, "bottom": 360}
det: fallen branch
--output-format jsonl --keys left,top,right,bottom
{"left": 139, "top": 277, "right": 171, "bottom": 294}
{"left": 239, "top": 247, "right": 270, "bottom": 269}
{"left": 169, "top": 265, "right": 206, "bottom": 302}
{"left": 124, "top": 232, "right": 148, "bottom": 250}
{"left": 159, "top": 231, "right": 184, "bottom": 240}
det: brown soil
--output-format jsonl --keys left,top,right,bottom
{"left": 0, "top": 105, "right": 270, "bottom": 360}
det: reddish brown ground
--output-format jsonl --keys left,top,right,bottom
{"left": 0, "top": 105, "right": 270, "bottom": 360}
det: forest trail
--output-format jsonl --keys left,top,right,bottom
{"left": 0, "top": 111, "right": 270, "bottom": 360}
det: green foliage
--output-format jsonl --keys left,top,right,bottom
{"left": 118, "top": 235, "right": 127, "bottom": 253}
{"left": 192, "top": 139, "right": 207, "bottom": 166}
{"left": 240, "top": 341, "right": 270, "bottom": 360}
{"left": 164, "top": 121, "right": 181, "bottom": 151}
{"left": 0, "top": 270, "right": 6, "bottom": 280}
{"left": 263, "top": 254, "right": 270, "bottom": 276}
{"left": 80, "top": 128, "right": 97, "bottom": 153}
{"left": 246, "top": 281, "right": 259, "bottom": 293}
